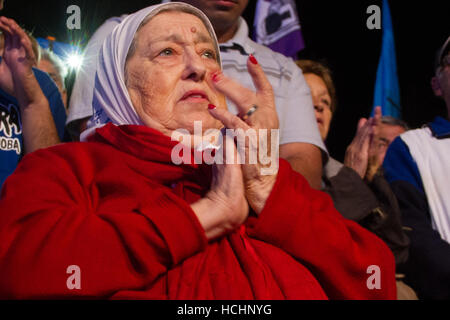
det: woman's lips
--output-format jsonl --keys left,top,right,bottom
{"left": 180, "top": 90, "right": 209, "bottom": 102}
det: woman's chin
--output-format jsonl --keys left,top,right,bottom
{"left": 179, "top": 117, "right": 222, "bottom": 133}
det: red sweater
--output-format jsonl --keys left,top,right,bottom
{"left": 0, "top": 124, "right": 396, "bottom": 299}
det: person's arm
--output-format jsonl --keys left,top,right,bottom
{"left": 280, "top": 142, "right": 323, "bottom": 189}
{"left": 383, "top": 137, "right": 450, "bottom": 299}
{"left": 363, "top": 170, "right": 410, "bottom": 266}
{"left": 323, "top": 165, "right": 379, "bottom": 221}
{"left": 0, "top": 136, "right": 250, "bottom": 298}
{"left": 0, "top": 145, "right": 209, "bottom": 298}
{"left": 246, "top": 159, "right": 397, "bottom": 300}
{"left": 278, "top": 62, "right": 327, "bottom": 189}
{"left": 0, "top": 17, "right": 60, "bottom": 153}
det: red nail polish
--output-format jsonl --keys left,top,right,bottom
{"left": 249, "top": 54, "right": 258, "bottom": 65}
{"left": 208, "top": 104, "right": 216, "bottom": 110}
{"left": 212, "top": 71, "right": 223, "bottom": 83}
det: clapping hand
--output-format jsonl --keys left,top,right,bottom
{"left": 0, "top": 16, "right": 40, "bottom": 105}
{"left": 207, "top": 55, "right": 279, "bottom": 214}
{"left": 344, "top": 106, "right": 382, "bottom": 181}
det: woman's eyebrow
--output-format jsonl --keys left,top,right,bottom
{"left": 151, "top": 32, "right": 213, "bottom": 45}
{"left": 318, "top": 90, "right": 330, "bottom": 98}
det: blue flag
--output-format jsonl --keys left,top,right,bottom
{"left": 253, "top": 0, "right": 305, "bottom": 59}
{"left": 372, "top": 0, "right": 401, "bottom": 118}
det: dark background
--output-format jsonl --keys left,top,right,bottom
{"left": 2, "top": 0, "right": 449, "bottom": 160}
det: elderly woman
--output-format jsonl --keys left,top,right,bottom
{"left": 0, "top": 3, "right": 395, "bottom": 299}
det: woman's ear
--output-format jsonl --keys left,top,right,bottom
{"left": 431, "top": 76, "right": 442, "bottom": 97}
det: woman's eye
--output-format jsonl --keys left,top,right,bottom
{"left": 202, "top": 50, "right": 216, "bottom": 60}
{"left": 159, "top": 48, "right": 174, "bottom": 56}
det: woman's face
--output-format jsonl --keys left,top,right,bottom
{"left": 304, "top": 73, "right": 333, "bottom": 141}
{"left": 125, "top": 11, "right": 226, "bottom": 136}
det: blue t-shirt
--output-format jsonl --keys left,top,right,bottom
{"left": 0, "top": 66, "right": 66, "bottom": 188}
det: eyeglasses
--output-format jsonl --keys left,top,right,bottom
{"left": 436, "top": 52, "right": 450, "bottom": 75}
{"left": 440, "top": 52, "right": 450, "bottom": 68}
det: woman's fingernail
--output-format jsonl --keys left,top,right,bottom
{"left": 211, "top": 71, "right": 221, "bottom": 83}
{"left": 208, "top": 104, "right": 216, "bottom": 110}
{"left": 249, "top": 54, "right": 258, "bottom": 65}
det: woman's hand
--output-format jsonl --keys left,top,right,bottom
{"left": 191, "top": 135, "right": 248, "bottom": 240}
{"left": 344, "top": 106, "right": 382, "bottom": 181}
{"left": 366, "top": 106, "right": 383, "bottom": 181}
{"left": 344, "top": 117, "right": 372, "bottom": 179}
{"left": 207, "top": 55, "right": 279, "bottom": 214}
{"left": 0, "top": 16, "right": 40, "bottom": 105}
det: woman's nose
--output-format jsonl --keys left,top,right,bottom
{"left": 314, "top": 104, "right": 324, "bottom": 113}
{"left": 182, "top": 51, "right": 206, "bottom": 81}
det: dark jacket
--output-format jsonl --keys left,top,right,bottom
{"left": 322, "top": 157, "right": 410, "bottom": 266}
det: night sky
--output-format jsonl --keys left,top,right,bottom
{"left": 2, "top": 0, "right": 449, "bottom": 160}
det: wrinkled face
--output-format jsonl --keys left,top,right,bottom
{"left": 37, "top": 58, "right": 67, "bottom": 109}
{"left": 304, "top": 73, "right": 333, "bottom": 141}
{"left": 178, "top": 0, "right": 248, "bottom": 30}
{"left": 373, "top": 123, "right": 405, "bottom": 163}
{"left": 125, "top": 11, "right": 226, "bottom": 136}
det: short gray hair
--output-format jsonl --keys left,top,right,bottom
{"left": 380, "top": 116, "right": 409, "bottom": 130}
{"left": 40, "top": 48, "right": 68, "bottom": 89}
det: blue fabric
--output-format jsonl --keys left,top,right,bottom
{"left": 429, "top": 116, "right": 450, "bottom": 138}
{"left": 0, "top": 66, "right": 66, "bottom": 188}
{"left": 36, "top": 38, "right": 82, "bottom": 62}
{"left": 372, "top": 0, "right": 401, "bottom": 118}
{"left": 383, "top": 136, "right": 424, "bottom": 193}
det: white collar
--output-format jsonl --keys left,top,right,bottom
{"left": 221, "top": 17, "right": 255, "bottom": 55}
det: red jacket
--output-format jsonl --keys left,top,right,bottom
{"left": 0, "top": 124, "right": 396, "bottom": 299}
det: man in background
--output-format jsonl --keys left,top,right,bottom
{"left": 383, "top": 36, "right": 450, "bottom": 299}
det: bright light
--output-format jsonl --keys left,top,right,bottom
{"left": 66, "top": 53, "right": 83, "bottom": 70}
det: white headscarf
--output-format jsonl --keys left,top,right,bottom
{"left": 81, "top": 2, "right": 221, "bottom": 140}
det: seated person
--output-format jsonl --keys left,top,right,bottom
{"left": 0, "top": 16, "right": 66, "bottom": 188}
{"left": 383, "top": 36, "right": 450, "bottom": 299}
{"left": 0, "top": 3, "right": 395, "bottom": 299}
{"left": 297, "top": 59, "right": 415, "bottom": 299}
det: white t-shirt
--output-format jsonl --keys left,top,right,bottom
{"left": 67, "top": 16, "right": 327, "bottom": 154}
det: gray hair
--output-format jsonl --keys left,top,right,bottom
{"left": 40, "top": 48, "right": 68, "bottom": 89}
{"left": 380, "top": 116, "right": 409, "bottom": 131}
